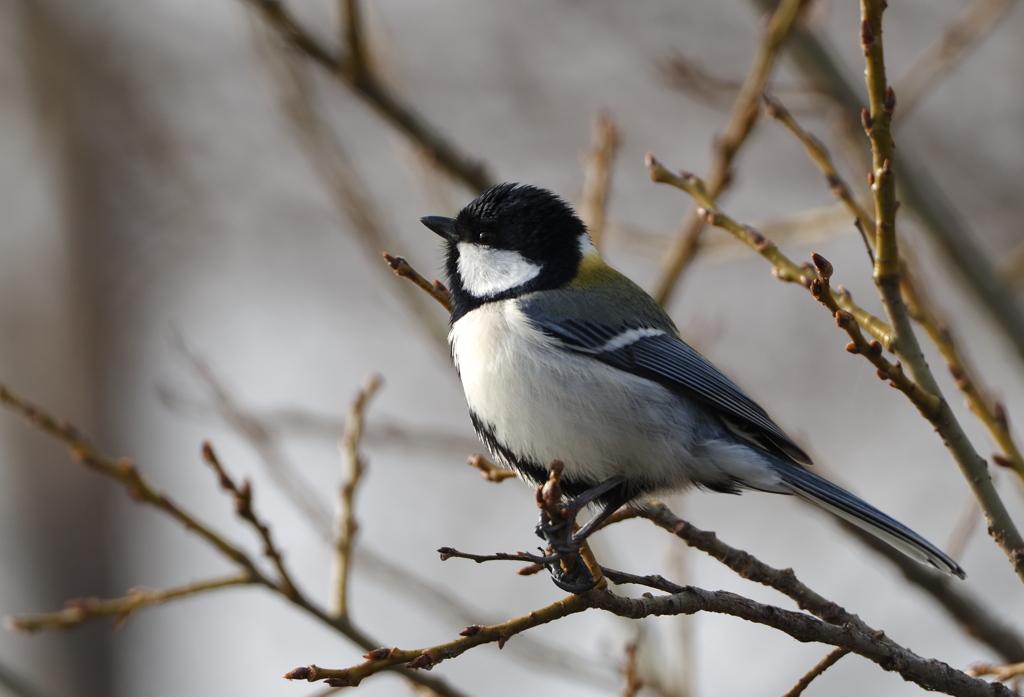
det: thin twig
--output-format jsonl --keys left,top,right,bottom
{"left": 202, "top": 442, "right": 300, "bottom": 598}
{"left": 159, "top": 360, "right": 610, "bottom": 684}
{"left": 649, "top": 143, "right": 1024, "bottom": 582}
{"left": 646, "top": 154, "right": 894, "bottom": 347}
{"left": 383, "top": 253, "right": 452, "bottom": 311}
{"left": 6, "top": 574, "right": 253, "bottom": 632}
{"left": 176, "top": 344, "right": 335, "bottom": 535}
{"left": 651, "top": 0, "right": 809, "bottom": 305}
{"left": 763, "top": 93, "right": 876, "bottom": 258}
{"left": 0, "top": 384, "right": 269, "bottom": 580}
{"left": 579, "top": 111, "right": 622, "bottom": 251}
{"left": 809, "top": 254, "right": 942, "bottom": 420}
{"left": 331, "top": 374, "right": 383, "bottom": 618}
{"left": 467, "top": 453, "right": 517, "bottom": 482}
{"left": 900, "top": 263, "right": 1024, "bottom": 485}
{"left": 782, "top": 648, "right": 850, "bottom": 697}
{"left": 284, "top": 594, "right": 590, "bottom": 688}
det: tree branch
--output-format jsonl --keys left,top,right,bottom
{"left": 860, "top": 0, "right": 1024, "bottom": 584}
{"left": 583, "top": 587, "right": 1015, "bottom": 697}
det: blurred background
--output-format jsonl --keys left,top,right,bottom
{"left": 2, "top": 0, "right": 1024, "bottom": 696}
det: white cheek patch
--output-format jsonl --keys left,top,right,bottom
{"left": 457, "top": 243, "right": 542, "bottom": 298}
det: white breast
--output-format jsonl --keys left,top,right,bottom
{"left": 449, "top": 301, "right": 735, "bottom": 491}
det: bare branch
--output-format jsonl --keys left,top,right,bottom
{"left": 202, "top": 443, "right": 300, "bottom": 598}
{"left": 584, "top": 588, "right": 1012, "bottom": 697}
{"left": 579, "top": 111, "right": 622, "bottom": 251}
{"left": 284, "top": 594, "right": 589, "bottom": 688}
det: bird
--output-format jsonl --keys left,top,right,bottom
{"left": 420, "top": 182, "right": 965, "bottom": 580}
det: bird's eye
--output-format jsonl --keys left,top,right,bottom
{"left": 476, "top": 230, "right": 495, "bottom": 245}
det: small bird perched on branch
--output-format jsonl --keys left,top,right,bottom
{"left": 421, "top": 182, "right": 964, "bottom": 580}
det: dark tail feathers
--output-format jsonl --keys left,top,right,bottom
{"left": 769, "top": 460, "right": 965, "bottom": 579}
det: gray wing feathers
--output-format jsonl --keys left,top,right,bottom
{"left": 521, "top": 302, "right": 811, "bottom": 465}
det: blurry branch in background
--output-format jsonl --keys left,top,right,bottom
{"left": 171, "top": 342, "right": 334, "bottom": 533}
{"left": 578, "top": 111, "right": 622, "bottom": 252}
{"left": 968, "top": 662, "right": 1024, "bottom": 689}
{"left": 745, "top": 0, "right": 1024, "bottom": 362}
{"left": 660, "top": 53, "right": 746, "bottom": 108}
{"left": 1002, "top": 244, "right": 1024, "bottom": 289}
{"left": 622, "top": 642, "right": 642, "bottom": 697}
{"left": 8, "top": 574, "right": 252, "bottom": 633}
{"left": 242, "top": 0, "right": 493, "bottom": 193}
{"left": 660, "top": 51, "right": 829, "bottom": 112}
{"left": 0, "top": 383, "right": 472, "bottom": 697}
{"left": 0, "top": 661, "right": 50, "bottom": 697}
{"left": 253, "top": 19, "right": 450, "bottom": 349}
{"left": 651, "top": 0, "right": 809, "bottom": 305}
{"left": 764, "top": 94, "right": 1024, "bottom": 486}
{"left": 893, "top": 0, "right": 1017, "bottom": 124}
{"left": 331, "top": 374, "right": 381, "bottom": 618}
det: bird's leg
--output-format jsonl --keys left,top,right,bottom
{"left": 535, "top": 475, "right": 626, "bottom": 553}
{"left": 571, "top": 495, "right": 627, "bottom": 545}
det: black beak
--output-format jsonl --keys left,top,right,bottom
{"left": 420, "top": 216, "right": 457, "bottom": 242}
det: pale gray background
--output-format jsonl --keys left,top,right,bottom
{"left": 2, "top": 1, "right": 1023, "bottom": 696}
